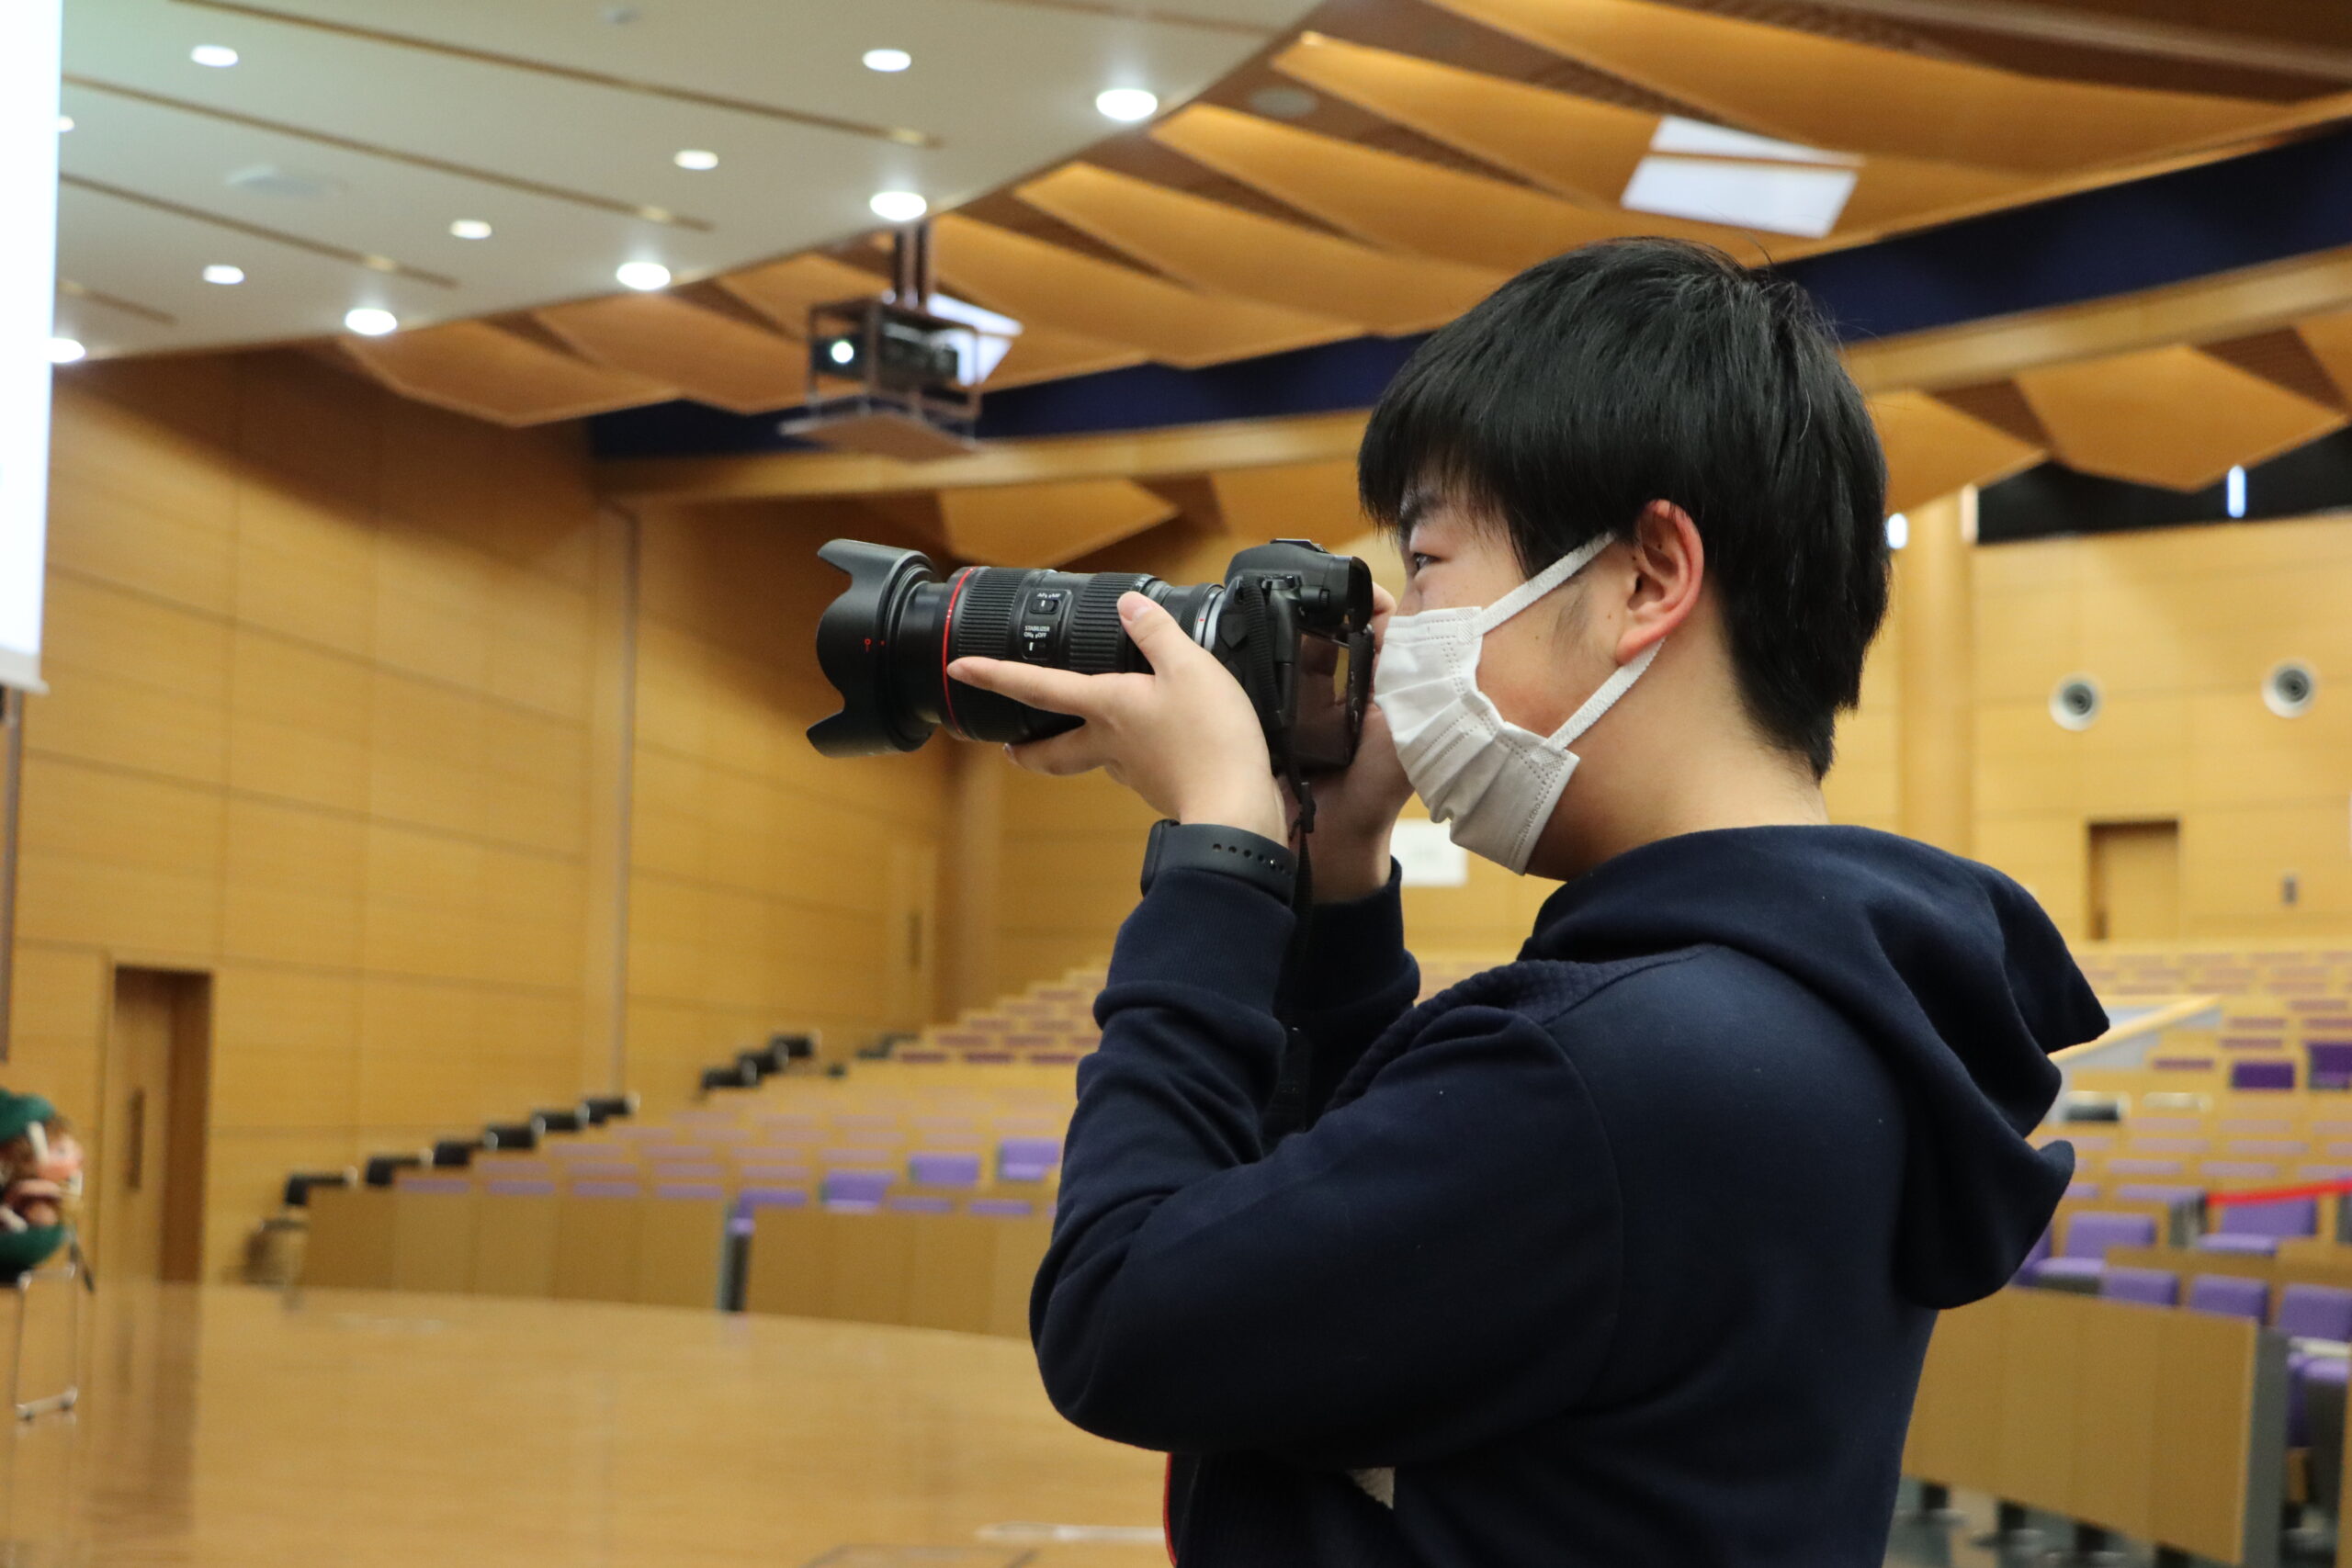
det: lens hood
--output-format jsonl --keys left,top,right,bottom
{"left": 808, "top": 538, "right": 943, "bottom": 757}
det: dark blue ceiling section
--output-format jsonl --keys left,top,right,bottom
{"left": 590, "top": 123, "right": 2352, "bottom": 462}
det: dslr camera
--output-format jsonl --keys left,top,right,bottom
{"left": 808, "top": 538, "right": 1375, "bottom": 784}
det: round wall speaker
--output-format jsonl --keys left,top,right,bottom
{"left": 2050, "top": 675, "right": 2102, "bottom": 731}
{"left": 2264, "top": 660, "right": 2317, "bottom": 717}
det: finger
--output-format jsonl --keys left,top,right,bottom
{"left": 1370, "top": 582, "right": 1396, "bottom": 616}
{"left": 1005, "top": 728, "right": 1111, "bottom": 777}
{"left": 947, "top": 655, "right": 1104, "bottom": 718}
{"left": 1117, "top": 592, "right": 1213, "bottom": 677}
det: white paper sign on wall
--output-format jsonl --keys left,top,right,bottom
{"left": 1392, "top": 818, "right": 1468, "bottom": 887}
{"left": 0, "top": 0, "right": 62, "bottom": 694}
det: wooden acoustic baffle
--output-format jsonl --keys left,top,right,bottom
{"left": 1905, "top": 1288, "right": 2287, "bottom": 1566}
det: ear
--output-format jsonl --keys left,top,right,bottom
{"left": 1617, "top": 500, "right": 1704, "bottom": 663}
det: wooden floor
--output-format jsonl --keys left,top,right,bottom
{"left": 1, "top": 1283, "right": 1163, "bottom": 1568}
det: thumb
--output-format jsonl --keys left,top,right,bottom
{"left": 1117, "top": 592, "right": 1204, "bottom": 674}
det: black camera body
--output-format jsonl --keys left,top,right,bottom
{"left": 808, "top": 537, "right": 1375, "bottom": 779}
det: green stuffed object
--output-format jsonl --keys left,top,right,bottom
{"left": 0, "top": 1089, "right": 79, "bottom": 1281}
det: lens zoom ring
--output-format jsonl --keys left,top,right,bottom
{"left": 947, "top": 570, "right": 1028, "bottom": 661}
{"left": 1068, "top": 573, "right": 1153, "bottom": 673}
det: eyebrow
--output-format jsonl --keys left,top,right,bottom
{"left": 1396, "top": 488, "right": 1438, "bottom": 535}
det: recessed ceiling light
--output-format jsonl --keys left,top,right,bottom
{"left": 190, "top": 43, "right": 239, "bottom": 68}
{"left": 45, "top": 336, "right": 85, "bottom": 365}
{"left": 1095, "top": 87, "right": 1159, "bottom": 122}
{"left": 615, "top": 260, "right": 672, "bottom": 291}
{"left": 449, "top": 219, "right": 492, "bottom": 240}
{"left": 863, "top": 47, "right": 911, "bottom": 72}
{"left": 56, "top": 114, "right": 74, "bottom": 133}
{"left": 673, "top": 148, "right": 718, "bottom": 171}
{"left": 344, "top": 307, "right": 398, "bottom": 336}
{"left": 202, "top": 264, "right": 244, "bottom": 285}
{"left": 869, "top": 189, "right": 926, "bottom": 222}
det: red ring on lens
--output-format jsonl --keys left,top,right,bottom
{"left": 939, "top": 566, "right": 973, "bottom": 738}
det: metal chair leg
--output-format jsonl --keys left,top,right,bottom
{"left": 11, "top": 1256, "right": 82, "bottom": 1420}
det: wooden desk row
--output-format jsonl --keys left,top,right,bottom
{"left": 1905, "top": 1288, "right": 2287, "bottom": 1567}
{"left": 740, "top": 1202, "right": 1048, "bottom": 1337}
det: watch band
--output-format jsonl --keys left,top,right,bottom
{"left": 1139, "top": 819, "right": 1296, "bottom": 903}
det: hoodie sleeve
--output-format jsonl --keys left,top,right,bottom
{"left": 1278, "top": 862, "right": 1420, "bottom": 1126}
{"left": 1032, "top": 867, "right": 1623, "bottom": 1470}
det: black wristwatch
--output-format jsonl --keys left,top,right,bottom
{"left": 1139, "top": 819, "right": 1296, "bottom": 903}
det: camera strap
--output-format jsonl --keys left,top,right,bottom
{"left": 1263, "top": 786, "right": 1318, "bottom": 1142}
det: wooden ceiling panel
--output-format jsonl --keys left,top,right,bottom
{"left": 930, "top": 213, "right": 1351, "bottom": 367}
{"left": 714, "top": 254, "right": 888, "bottom": 337}
{"left": 1426, "top": 0, "right": 2319, "bottom": 174}
{"left": 2014, "top": 344, "right": 2345, "bottom": 490}
{"left": 983, "top": 322, "right": 1147, "bottom": 389}
{"left": 1870, "top": 389, "right": 2044, "bottom": 513}
{"left": 938, "top": 478, "right": 1179, "bottom": 567}
{"left": 339, "top": 320, "right": 674, "bottom": 427}
{"left": 2290, "top": 309, "right": 2352, "bottom": 406}
{"left": 536, "top": 294, "right": 803, "bottom": 414}
{"left": 1154, "top": 103, "right": 1677, "bottom": 272}
{"left": 1272, "top": 34, "right": 2025, "bottom": 241}
{"left": 1016, "top": 164, "right": 1505, "bottom": 334}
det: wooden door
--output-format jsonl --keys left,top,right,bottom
{"left": 883, "top": 840, "right": 940, "bottom": 1032}
{"left": 2088, "top": 821, "right": 2182, "bottom": 942}
{"left": 97, "top": 968, "right": 212, "bottom": 1284}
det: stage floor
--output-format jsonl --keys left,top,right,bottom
{"left": 2, "top": 1283, "right": 1163, "bottom": 1568}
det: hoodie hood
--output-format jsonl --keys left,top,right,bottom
{"left": 1522, "top": 825, "right": 2105, "bottom": 1309}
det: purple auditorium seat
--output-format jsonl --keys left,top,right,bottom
{"left": 884, "top": 1194, "right": 955, "bottom": 1214}
{"left": 2064, "top": 1179, "right": 2101, "bottom": 1201}
{"left": 2107, "top": 1158, "right": 2187, "bottom": 1179}
{"left": 2279, "top": 1283, "right": 2352, "bottom": 1340}
{"left": 2298, "top": 1354, "right": 2351, "bottom": 1453}
{"left": 908, "top": 1151, "right": 983, "bottom": 1188}
{"left": 2013, "top": 1226, "right": 2053, "bottom": 1283}
{"left": 571, "top": 1179, "right": 642, "bottom": 1199}
{"left": 2029, "top": 1212, "right": 2159, "bottom": 1288}
{"left": 2233, "top": 1058, "right": 2298, "bottom": 1092}
{"left": 821, "top": 1169, "right": 894, "bottom": 1210}
{"left": 2309, "top": 1042, "right": 2352, "bottom": 1090}
{"left": 2187, "top": 1274, "right": 2269, "bottom": 1321}
{"left": 483, "top": 1179, "right": 556, "bottom": 1197}
{"left": 2212, "top": 1196, "right": 2319, "bottom": 1244}
{"left": 969, "top": 1198, "right": 1035, "bottom": 1218}
{"left": 999, "top": 1136, "right": 1064, "bottom": 1182}
{"left": 654, "top": 1181, "right": 725, "bottom": 1201}
{"left": 2202, "top": 1161, "right": 2282, "bottom": 1183}
{"left": 2101, "top": 1267, "right": 2181, "bottom": 1307}
{"left": 728, "top": 1185, "right": 808, "bottom": 1237}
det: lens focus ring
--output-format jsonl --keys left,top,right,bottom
{"left": 1068, "top": 573, "right": 1153, "bottom": 673}
{"left": 946, "top": 570, "right": 1029, "bottom": 663}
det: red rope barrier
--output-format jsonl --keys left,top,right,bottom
{"left": 2203, "top": 1179, "right": 2352, "bottom": 1208}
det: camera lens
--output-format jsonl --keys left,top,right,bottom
{"left": 808, "top": 539, "right": 1220, "bottom": 757}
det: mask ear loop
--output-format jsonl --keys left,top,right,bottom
{"left": 1470, "top": 533, "right": 1615, "bottom": 635}
{"left": 1549, "top": 639, "right": 1662, "bottom": 747}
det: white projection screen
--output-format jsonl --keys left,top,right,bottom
{"left": 0, "top": 0, "right": 62, "bottom": 694}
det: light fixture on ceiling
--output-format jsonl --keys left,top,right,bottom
{"left": 2227, "top": 465, "right": 2248, "bottom": 519}
{"left": 827, "top": 340, "right": 854, "bottom": 366}
{"left": 202, "top": 264, "right": 244, "bottom": 285}
{"left": 1095, "top": 87, "right": 1159, "bottom": 123}
{"left": 56, "top": 114, "right": 73, "bottom": 132}
{"left": 1884, "top": 513, "right": 1908, "bottom": 550}
{"left": 45, "top": 337, "right": 85, "bottom": 365}
{"left": 1619, "top": 116, "right": 1860, "bottom": 239}
{"left": 344, "top": 307, "right": 397, "bottom": 336}
{"left": 615, "top": 260, "right": 672, "bottom": 291}
{"left": 449, "top": 219, "right": 492, "bottom": 240}
{"left": 869, "top": 190, "right": 926, "bottom": 222}
{"left": 863, "top": 48, "right": 911, "bottom": 73}
{"left": 673, "top": 149, "right": 718, "bottom": 171}
{"left": 190, "top": 43, "right": 239, "bottom": 68}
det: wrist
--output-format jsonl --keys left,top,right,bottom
{"left": 1312, "top": 845, "right": 1396, "bottom": 904}
{"left": 1178, "top": 788, "right": 1287, "bottom": 844}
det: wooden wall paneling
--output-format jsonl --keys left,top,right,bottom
{"left": 1206, "top": 459, "right": 1366, "bottom": 547}
{"left": 1016, "top": 164, "right": 1504, "bottom": 335}
{"left": 1871, "top": 392, "right": 2044, "bottom": 515}
{"left": 536, "top": 295, "right": 805, "bottom": 416}
{"left": 936, "top": 478, "right": 1176, "bottom": 566}
{"left": 1426, "top": 0, "right": 2312, "bottom": 173}
{"left": 2014, "top": 344, "right": 2345, "bottom": 490}
{"left": 339, "top": 320, "right": 674, "bottom": 428}
{"left": 931, "top": 214, "right": 1350, "bottom": 368}
{"left": 1894, "top": 491, "right": 1974, "bottom": 855}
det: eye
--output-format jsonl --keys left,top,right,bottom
{"left": 1407, "top": 551, "right": 1435, "bottom": 577}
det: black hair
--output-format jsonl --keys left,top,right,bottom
{"left": 1360, "top": 238, "right": 1888, "bottom": 778}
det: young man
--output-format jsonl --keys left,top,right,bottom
{"left": 947, "top": 239, "right": 2104, "bottom": 1567}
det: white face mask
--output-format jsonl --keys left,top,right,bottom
{"left": 1374, "top": 534, "right": 1660, "bottom": 874}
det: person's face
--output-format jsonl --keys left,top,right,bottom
{"left": 1394, "top": 496, "right": 1621, "bottom": 739}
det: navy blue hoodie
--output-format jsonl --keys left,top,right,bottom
{"left": 1031, "top": 825, "right": 2106, "bottom": 1567}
